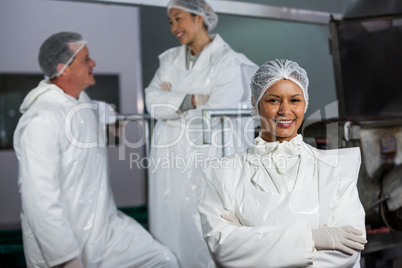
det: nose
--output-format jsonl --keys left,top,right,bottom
{"left": 90, "top": 57, "right": 96, "bottom": 67}
{"left": 170, "top": 21, "right": 177, "bottom": 34}
{"left": 278, "top": 101, "right": 291, "bottom": 116}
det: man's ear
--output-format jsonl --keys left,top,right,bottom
{"left": 56, "top": 63, "right": 66, "bottom": 76}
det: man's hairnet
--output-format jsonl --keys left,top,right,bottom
{"left": 167, "top": 0, "right": 218, "bottom": 32}
{"left": 250, "top": 59, "right": 309, "bottom": 121}
{"left": 38, "top": 32, "right": 87, "bottom": 79}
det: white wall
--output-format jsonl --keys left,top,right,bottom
{"left": 0, "top": 0, "right": 147, "bottom": 229}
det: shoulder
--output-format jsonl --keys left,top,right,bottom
{"left": 210, "top": 36, "right": 237, "bottom": 62}
{"left": 303, "top": 142, "right": 361, "bottom": 167}
{"left": 17, "top": 91, "right": 69, "bottom": 132}
{"left": 210, "top": 35, "right": 256, "bottom": 68}
{"left": 17, "top": 104, "right": 63, "bottom": 138}
{"left": 158, "top": 46, "right": 182, "bottom": 62}
{"left": 303, "top": 143, "right": 362, "bottom": 191}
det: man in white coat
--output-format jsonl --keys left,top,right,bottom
{"left": 13, "top": 32, "right": 178, "bottom": 268}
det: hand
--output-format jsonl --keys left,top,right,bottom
{"left": 193, "top": 94, "right": 209, "bottom": 107}
{"left": 221, "top": 212, "right": 242, "bottom": 227}
{"left": 312, "top": 226, "right": 367, "bottom": 255}
{"left": 160, "top": 81, "right": 172, "bottom": 91}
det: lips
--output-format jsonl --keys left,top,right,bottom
{"left": 274, "top": 118, "right": 294, "bottom": 127}
{"left": 175, "top": 31, "right": 184, "bottom": 39}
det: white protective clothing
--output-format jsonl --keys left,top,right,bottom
{"left": 60, "top": 257, "right": 84, "bottom": 268}
{"left": 145, "top": 34, "right": 257, "bottom": 267}
{"left": 199, "top": 135, "right": 366, "bottom": 268}
{"left": 14, "top": 80, "right": 178, "bottom": 268}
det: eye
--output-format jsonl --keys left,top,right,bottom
{"left": 290, "top": 98, "right": 302, "bottom": 103}
{"left": 266, "top": 98, "right": 279, "bottom": 103}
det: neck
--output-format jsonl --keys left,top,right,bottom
{"left": 52, "top": 77, "right": 83, "bottom": 99}
{"left": 188, "top": 31, "right": 211, "bottom": 55}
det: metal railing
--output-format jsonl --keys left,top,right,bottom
{"left": 117, "top": 109, "right": 253, "bottom": 157}
{"left": 54, "top": 0, "right": 341, "bottom": 25}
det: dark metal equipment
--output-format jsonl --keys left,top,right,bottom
{"left": 303, "top": 5, "right": 402, "bottom": 258}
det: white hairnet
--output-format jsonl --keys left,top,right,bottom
{"left": 167, "top": 0, "right": 218, "bottom": 32}
{"left": 38, "top": 32, "right": 87, "bottom": 79}
{"left": 250, "top": 59, "right": 309, "bottom": 121}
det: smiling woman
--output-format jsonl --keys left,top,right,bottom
{"left": 198, "top": 59, "right": 367, "bottom": 267}
{"left": 144, "top": 0, "right": 258, "bottom": 267}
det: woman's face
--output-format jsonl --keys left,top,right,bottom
{"left": 168, "top": 8, "right": 204, "bottom": 45}
{"left": 258, "top": 79, "right": 305, "bottom": 143}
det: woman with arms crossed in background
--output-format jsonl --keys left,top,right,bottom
{"left": 144, "top": 0, "right": 257, "bottom": 267}
{"left": 199, "top": 59, "right": 367, "bottom": 267}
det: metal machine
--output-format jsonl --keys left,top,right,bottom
{"left": 303, "top": 0, "right": 402, "bottom": 257}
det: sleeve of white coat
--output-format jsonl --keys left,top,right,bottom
{"left": 198, "top": 165, "right": 315, "bottom": 267}
{"left": 18, "top": 113, "right": 80, "bottom": 267}
{"left": 145, "top": 64, "right": 187, "bottom": 120}
{"left": 313, "top": 150, "right": 366, "bottom": 267}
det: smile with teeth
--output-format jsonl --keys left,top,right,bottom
{"left": 274, "top": 119, "right": 293, "bottom": 124}
{"left": 176, "top": 32, "right": 184, "bottom": 38}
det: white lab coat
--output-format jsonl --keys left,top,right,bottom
{"left": 14, "top": 80, "right": 178, "bottom": 268}
{"left": 199, "top": 135, "right": 366, "bottom": 268}
{"left": 145, "top": 34, "right": 258, "bottom": 267}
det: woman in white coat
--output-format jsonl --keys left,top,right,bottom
{"left": 144, "top": 0, "right": 257, "bottom": 267}
{"left": 198, "top": 59, "right": 367, "bottom": 267}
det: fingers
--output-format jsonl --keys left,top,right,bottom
{"left": 194, "top": 94, "right": 209, "bottom": 106}
{"left": 340, "top": 227, "right": 367, "bottom": 244}
{"left": 342, "top": 238, "right": 366, "bottom": 251}
{"left": 160, "top": 81, "right": 172, "bottom": 91}
{"left": 336, "top": 227, "right": 367, "bottom": 254}
{"left": 341, "top": 226, "right": 363, "bottom": 236}
{"left": 337, "top": 244, "right": 357, "bottom": 256}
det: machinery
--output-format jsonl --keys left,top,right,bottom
{"left": 303, "top": 0, "right": 402, "bottom": 257}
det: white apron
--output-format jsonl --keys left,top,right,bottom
{"left": 199, "top": 135, "right": 365, "bottom": 267}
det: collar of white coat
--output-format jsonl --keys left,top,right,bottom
{"left": 254, "top": 133, "right": 302, "bottom": 157}
{"left": 246, "top": 136, "right": 340, "bottom": 168}
{"left": 19, "top": 79, "right": 90, "bottom": 113}
{"left": 173, "top": 34, "right": 223, "bottom": 70}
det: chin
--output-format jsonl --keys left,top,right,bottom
{"left": 277, "top": 131, "right": 297, "bottom": 140}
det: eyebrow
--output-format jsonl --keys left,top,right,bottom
{"left": 169, "top": 12, "right": 182, "bottom": 19}
{"left": 265, "top": 93, "right": 303, "bottom": 98}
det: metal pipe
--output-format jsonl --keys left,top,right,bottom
{"left": 202, "top": 108, "right": 252, "bottom": 145}
{"left": 53, "top": 0, "right": 341, "bottom": 25}
{"left": 120, "top": 113, "right": 153, "bottom": 156}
